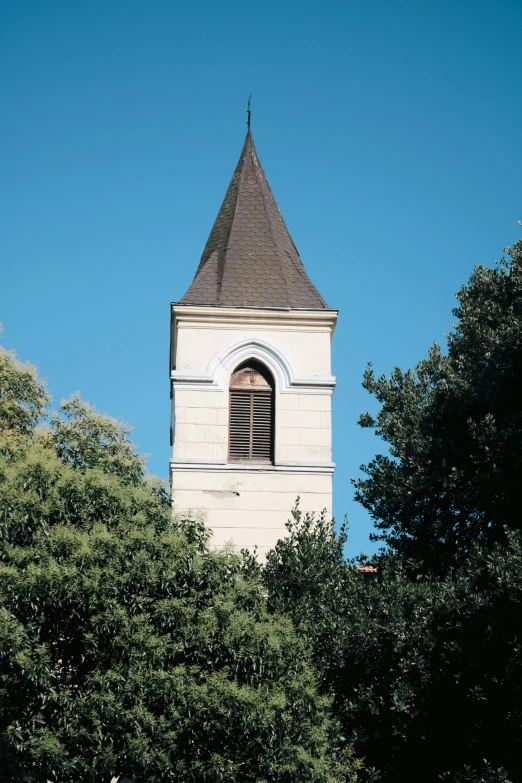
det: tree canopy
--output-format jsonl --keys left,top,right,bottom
{"left": 0, "top": 342, "right": 359, "bottom": 783}
{"left": 0, "top": 329, "right": 49, "bottom": 459}
{"left": 354, "top": 232, "right": 522, "bottom": 571}
{"left": 264, "top": 506, "right": 522, "bottom": 783}
{"left": 264, "top": 232, "right": 522, "bottom": 782}
{"left": 2, "top": 227, "right": 522, "bottom": 783}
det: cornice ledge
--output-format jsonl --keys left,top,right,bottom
{"left": 171, "top": 304, "right": 338, "bottom": 320}
{"left": 290, "top": 376, "right": 336, "bottom": 389}
{"left": 170, "top": 371, "right": 219, "bottom": 391}
{"left": 170, "top": 371, "right": 335, "bottom": 394}
{"left": 170, "top": 459, "right": 335, "bottom": 475}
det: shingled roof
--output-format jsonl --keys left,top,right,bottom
{"left": 178, "top": 129, "right": 329, "bottom": 309}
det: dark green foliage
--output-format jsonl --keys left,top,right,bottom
{"left": 264, "top": 507, "right": 522, "bottom": 783}
{"left": 0, "top": 348, "right": 360, "bottom": 783}
{"left": 4, "top": 227, "right": 522, "bottom": 782}
{"left": 354, "top": 233, "right": 522, "bottom": 571}
{"left": 264, "top": 232, "right": 522, "bottom": 781}
{"left": 439, "top": 763, "right": 513, "bottom": 783}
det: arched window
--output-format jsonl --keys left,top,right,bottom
{"left": 229, "top": 360, "right": 274, "bottom": 463}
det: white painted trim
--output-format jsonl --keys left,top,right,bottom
{"left": 170, "top": 459, "right": 335, "bottom": 476}
{"left": 171, "top": 304, "right": 338, "bottom": 330}
{"left": 171, "top": 336, "right": 336, "bottom": 395}
{"left": 169, "top": 372, "right": 219, "bottom": 390}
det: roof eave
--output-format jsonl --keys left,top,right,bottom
{"left": 171, "top": 301, "right": 338, "bottom": 313}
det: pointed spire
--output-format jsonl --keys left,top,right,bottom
{"left": 179, "top": 129, "right": 328, "bottom": 309}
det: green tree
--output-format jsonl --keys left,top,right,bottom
{"left": 0, "top": 331, "right": 49, "bottom": 459}
{"left": 0, "top": 345, "right": 360, "bottom": 783}
{"left": 264, "top": 508, "right": 435, "bottom": 780}
{"left": 354, "top": 231, "right": 522, "bottom": 571}
{"left": 264, "top": 507, "right": 522, "bottom": 783}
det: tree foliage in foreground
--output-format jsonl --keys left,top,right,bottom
{"left": 0, "top": 344, "right": 359, "bottom": 783}
{"left": 354, "top": 232, "right": 522, "bottom": 570}
{"left": 3, "top": 228, "right": 522, "bottom": 783}
{"left": 264, "top": 235, "right": 522, "bottom": 781}
{"left": 0, "top": 332, "right": 48, "bottom": 459}
{"left": 264, "top": 507, "right": 522, "bottom": 783}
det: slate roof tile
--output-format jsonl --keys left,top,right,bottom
{"left": 178, "top": 130, "right": 329, "bottom": 309}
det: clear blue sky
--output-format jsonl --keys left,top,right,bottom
{"left": 1, "top": 0, "right": 521, "bottom": 555}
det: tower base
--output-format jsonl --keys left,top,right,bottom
{"left": 170, "top": 461, "right": 334, "bottom": 560}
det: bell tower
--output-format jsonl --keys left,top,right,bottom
{"left": 170, "top": 127, "right": 337, "bottom": 559}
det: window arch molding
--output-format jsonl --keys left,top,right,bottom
{"left": 170, "top": 337, "right": 335, "bottom": 396}
{"left": 208, "top": 338, "right": 291, "bottom": 394}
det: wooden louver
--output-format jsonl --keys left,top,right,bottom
{"left": 229, "top": 362, "right": 274, "bottom": 462}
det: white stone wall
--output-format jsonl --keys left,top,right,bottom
{"left": 275, "top": 393, "right": 332, "bottom": 465}
{"left": 172, "top": 388, "right": 332, "bottom": 466}
{"left": 173, "top": 390, "right": 229, "bottom": 462}
{"left": 170, "top": 465, "right": 333, "bottom": 560}
{"left": 170, "top": 306, "right": 337, "bottom": 558}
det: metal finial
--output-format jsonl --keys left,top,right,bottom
{"left": 247, "top": 95, "right": 251, "bottom": 128}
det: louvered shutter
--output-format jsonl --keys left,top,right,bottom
{"left": 229, "top": 362, "right": 274, "bottom": 462}
{"left": 252, "top": 392, "right": 272, "bottom": 459}
{"left": 229, "top": 391, "right": 252, "bottom": 459}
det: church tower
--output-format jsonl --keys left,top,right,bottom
{"left": 170, "top": 127, "right": 337, "bottom": 558}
